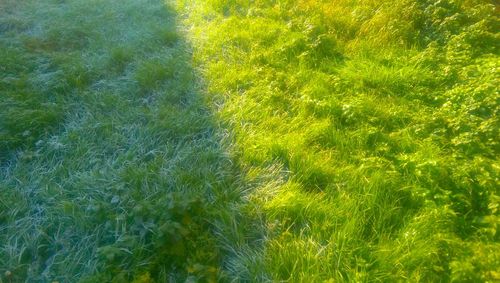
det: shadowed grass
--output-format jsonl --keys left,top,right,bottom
{"left": 0, "top": 0, "right": 260, "bottom": 282}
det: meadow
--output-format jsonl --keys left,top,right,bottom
{"left": 1, "top": 0, "right": 499, "bottom": 282}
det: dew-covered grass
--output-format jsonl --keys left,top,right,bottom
{"left": 0, "top": 0, "right": 255, "bottom": 281}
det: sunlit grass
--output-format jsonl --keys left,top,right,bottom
{"left": 178, "top": 0, "right": 499, "bottom": 281}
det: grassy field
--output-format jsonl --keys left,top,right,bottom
{"left": 1, "top": 0, "right": 499, "bottom": 282}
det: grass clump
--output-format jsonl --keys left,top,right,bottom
{"left": 135, "top": 57, "right": 176, "bottom": 91}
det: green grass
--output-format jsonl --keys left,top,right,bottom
{"left": 1, "top": 0, "right": 499, "bottom": 282}
{"left": 176, "top": 0, "right": 499, "bottom": 281}
{"left": 0, "top": 0, "right": 254, "bottom": 281}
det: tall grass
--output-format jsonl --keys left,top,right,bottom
{"left": 178, "top": 0, "right": 499, "bottom": 281}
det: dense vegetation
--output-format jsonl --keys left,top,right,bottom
{"left": 1, "top": 0, "right": 498, "bottom": 281}
{"left": 178, "top": 0, "right": 499, "bottom": 281}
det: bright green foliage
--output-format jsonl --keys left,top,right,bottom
{"left": 178, "top": 0, "right": 499, "bottom": 281}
